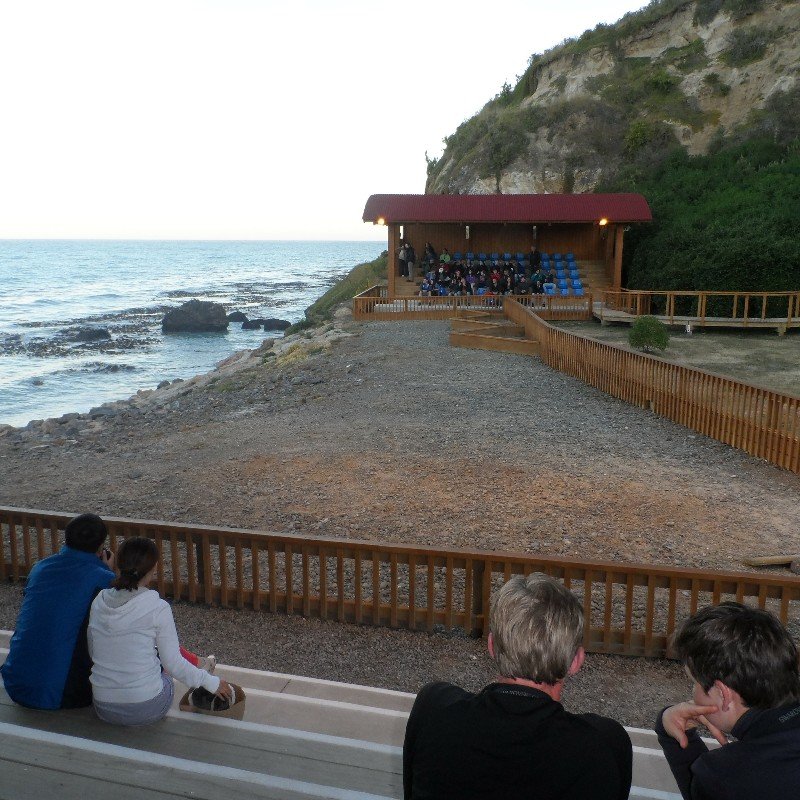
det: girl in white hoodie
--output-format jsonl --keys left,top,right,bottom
{"left": 88, "top": 536, "right": 233, "bottom": 725}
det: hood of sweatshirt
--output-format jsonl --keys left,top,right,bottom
{"left": 90, "top": 587, "right": 162, "bottom": 632}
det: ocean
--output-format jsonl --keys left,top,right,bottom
{"left": 0, "top": 240, "right": 384, "bottom": 428}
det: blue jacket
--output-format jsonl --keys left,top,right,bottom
{"left": 1, "top": 546, "right": 114, "bottom": 709}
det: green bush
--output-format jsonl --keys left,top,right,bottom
{"left": 629, "top": 316, "right": 670, "bottom": 352}
{"left": 703, "top": 72, "right": 731, "bottom": 96}
{"left": 286, "top": 253, "right": 388, "bottom": 334}
{"left": 725, "top": 0, "right": 764, "bottom": 21}
{"left": 694, "top": 0, "right": 724, "bottom": 25}
{"left": 721, "top": 26, "right": 770, "bottom": 66}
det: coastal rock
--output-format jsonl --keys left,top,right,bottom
{"left": 162, "top": 300, "right": 228, "bottom": 333}
{"left": 227, "top": 312, "right": 249, "bottom": 322}
{"left": 66, "top": 327, "right": 112, "bottom": 342}
{"left": 242, "top": 319, "right": 265, "bottom": 330}
{"left": 263, "top": 318, "right": 292, "bottom": 331}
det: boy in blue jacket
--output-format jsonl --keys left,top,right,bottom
{"left": 1, "top": 513, "right": 115, "bottom": 709}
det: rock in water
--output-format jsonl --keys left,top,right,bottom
{"left": 162, "top": 300, "right": 229, "bottom": 333}
{"left": 242, "top": 319, "right": 265, "bottom": 330}
{"left": 263, "top": 318, "right": 291, "bottom": 331}
{"left": 227, "top": 311, "right": 248, "bottom": 322}
{"left": 67, "top": 327, "right": 112, "bottom": 342}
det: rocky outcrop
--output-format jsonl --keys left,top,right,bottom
{"left": 227, "top": 311, "right": 249, "bottom": 322}
{"left": 263, "top": 318, "right": 291, "bottom": 331}
{"left": 66, "top": 327, "right": 112, "bottom": 342}
{"left": 162, "top": 300, "right": 228, "bottom": 333}
{"left": 427, "top": 0, "right": 800, "bottom": 194}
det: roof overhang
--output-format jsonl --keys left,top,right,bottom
{"left": 363, "top": 193, "right": 652, "bottom": 226}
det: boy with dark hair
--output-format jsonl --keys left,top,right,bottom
{"left": 656, "top": 601, "right": 800, "bottom": 799}
{"left": 1, "top": 513, "right": 115, "bottom": 709}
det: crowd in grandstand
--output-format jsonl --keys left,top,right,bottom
{"left": 400, "top": 241, "right": 585, "bottom": 298}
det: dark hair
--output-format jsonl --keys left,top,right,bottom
{"left": 64, "top": 513, "right": 108, "bottom": 553}
{"left": 113, "top": 537, "right": 159, "bottom": 591}
{"left": 674, "top": 602, "right": 800, "bottom": 708}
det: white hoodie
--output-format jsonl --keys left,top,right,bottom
{"left": 88, "top": 587, "right": 220, "bottom": 704}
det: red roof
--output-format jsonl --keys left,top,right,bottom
{"left": 363, "top": 193, "right": 652, "bottom": 224}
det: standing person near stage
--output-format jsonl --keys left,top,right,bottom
{"left": 403, "top": 573, "right": 632, "bottom": 799}
{"left": 88, "top": 536, "right": 232, "bottom": 726}
{"left": 656, "top": 602, "right": 800, "bottom": 800}
{"left": 398, "top": 242, "right": 408, "bottom": 279}
{"left": 1, "top": 514, "right": 115, "bottom": 709}
{"left": 405, "top": 243, "right": 417, "bottom": 283}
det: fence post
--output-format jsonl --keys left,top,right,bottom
{"left": 193, "top": 534, "right": 207, "bottom": 600}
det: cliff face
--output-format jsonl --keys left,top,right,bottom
{"left": 426, "top": 0, "right": 800, "bottom": 194}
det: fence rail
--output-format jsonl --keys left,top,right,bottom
{"left": 507, "top": 300, "right": 800, "bottom": 473}
{"left": 352, "top": 287, "right": 592, "bottom": 322}
{"left": 601, "top": 290, "right": 800, "bottom": 331}
{"left": 4, "top": 506, "right": 800, "bottom": 659}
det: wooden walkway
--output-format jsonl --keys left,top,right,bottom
{"left": 1, "top": 631, "right": 688, "bottom": 798}
{"left": 597, "top": 291, "right": 800, "bottom": 334}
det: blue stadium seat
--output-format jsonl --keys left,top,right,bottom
{"left": 574, "top": 287, "right": 585, "bottom": 297}
{"left": 466, "top": 252, "right": 474, "bottom": 260}
{"left": 569, "top": 271, "right": 580, "bottom": 280}
{"left": 453, "top": 252, "right": 462, "bottom": 260}
{"left": 557, "top": 279, "right": 568, "bottom": 289}
{"left": 478, "top": 252, "right": 488, "bottom": 261}
{"left": 503, "top": 252, "right": 512, "bottom": 260}
{"left": 553, "top": 252, "right": 562, "bottom": 260}
{"left": 491, "top": 252, "right": 499, "bottom": 261}
{"left": 543, "top": 283, "right": 556, "bottom": 296}
{"left": 567, "top": 252, "right": 575, "bottom": 261}
{"left": 477, "top": 287, "right": 487, "bottom": 296}
{"left": 560, "top": 287, "right": 570, "bottom": 296}
{"left": 572, "top": 280, "right": 583, "bottom": 289}
{"left": 515, "top": 253, "right": 525, "bottom": 261}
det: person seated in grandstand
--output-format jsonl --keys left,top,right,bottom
{"left": 516, "top": 273, "right": 530, "bottom": 294}
{"left": 490, "top": 266, "right": 501, "bottom": 284}
{"left": 489, "top": 277, "right": 502, "bottom": 295}
{"left": 656, "top": 602, "right": 800, "bottom": 800}
{"left": 476, "top": 269, "right": 487, "bottom": 292}
{"left": 403, "top": 573, "right": 632, "bottom": 800}
{"left": 1, "top": 514, "right": 116, "bottom": 709}
{"left": 530, "top": 246, "right": 542, "bottom": 268}
{"left": 439, "top": 248, "right": 451, "bottom": 264}
{"left": 466, "top": 269, "right": 477, "bottom": 294}
{"left": 419, "top": 276, "right": 434, "bottom": 297}
{"left": 424, "top": 242, "right": 437, "bottom": 267}
{"left": 533, "top": 267, "right": 548, "bottom": 293}
{"left": 88, "top": 536, "right": 232, "bottom": 726}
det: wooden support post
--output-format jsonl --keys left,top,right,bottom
{"left": 613, "top": 225, "right": 624, "bottom": 289}
{"left": 388, "top": 224, "right": 399, "bottom": 298}
{"left": 471, "top": 561, "right": 485, "bottom": 638}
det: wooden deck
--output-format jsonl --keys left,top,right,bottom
{"left": 1, "top": 630, "right": 689, "bottom": 798}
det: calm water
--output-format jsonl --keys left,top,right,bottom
{"left": 0, "top": 240, "right": 384, "bottom": 427}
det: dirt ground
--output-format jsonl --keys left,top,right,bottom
{"left": 555, "top": 321, "right": 800, "bottom": 397}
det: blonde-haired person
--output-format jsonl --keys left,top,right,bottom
{"left": 403, "top": 573, "right": 632, "bottom": 800}
{"left": 88, "top": 536, "right": 232, "bottom": 725}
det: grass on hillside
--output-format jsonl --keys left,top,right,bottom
{"left": 285, "top": 252, "right": 387, "bottom": 334}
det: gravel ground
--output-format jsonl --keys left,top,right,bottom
{"left": 2, "top": 312, "right": 799, "bottom": 727}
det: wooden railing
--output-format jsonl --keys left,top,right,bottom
{"left": 602, "top": 290, "right": 800, "bottom": 331}
{"left": 3, "top": 506, "right": 800, "bottom": 659}
{"left": 353, "top": 287, "right": 593, "bottom": 322}
{"left": 507, "top": 300, "right": 800, "bottom": 473}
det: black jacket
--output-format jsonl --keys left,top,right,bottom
{"left": 403, "top": 681, "right": 632, "bottom": 800}
{"left": 656, "top": 703, "right": 800, "bottom": 800}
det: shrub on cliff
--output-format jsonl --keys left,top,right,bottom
{"left": 629, "top": 316, "right": 669, "bottom": 353}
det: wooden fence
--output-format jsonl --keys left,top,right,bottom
{"left": 507, "top": 300, "right": 800, "bottom": 473}
{"left": 601, "top": 290, "right": 800, "bottom": 332}
{"left": 352, "top": 286, "right": 592, "bottom": 322}
{"left": 3, "top": 506, "right": 800, "bottom": 659}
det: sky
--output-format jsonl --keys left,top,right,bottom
{"left": 0, "top": 0, "right": 652, "bottom": 241}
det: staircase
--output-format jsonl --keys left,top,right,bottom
{"left": 1, "top": 630, "right": 686, "bottom": 799}
{"left": 448, "top": 309, "right": 540, "bottom": 356}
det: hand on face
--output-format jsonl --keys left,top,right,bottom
{"left": 99, "top": 547, "right": 116, "bottom": 571}
{"left": 661, "top": 702, "right": 727, "bottom": 748}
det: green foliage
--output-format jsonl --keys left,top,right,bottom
{"left": 720, "top": 26, "right": 770, "bottom": 66}
{"left": 625, "top": 120, "right": 656, "bottom": 153}
{"left": 694, "top": 0, "right": 724, "bottom": 24}
{"left": 482, "top": 115, "right": 528, "bottom": 188}
{"left": 286, "top": 253, "right": 388, "bottom": 334}
{"left": 629, "top": 316, "right": 670, "bottom": 352}
{"left": 660, "top": 39, "right": 709, "bottom": 73}
{"left": 725, "top": 0, "right": 765, "bottom": 21}
{"left": 604, "top": 133, "right": 800, "bottom": 292}
{"left": 424, "top": 151, "right": 439, "bottom": 178}
{"left": 744, "top": 85, "right": 800, "bottom": 146}
{"left": 703, "top": 72, "right": 731, "bottom": 96}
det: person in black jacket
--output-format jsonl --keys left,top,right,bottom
{"left": 403, "top": 573, "right": 632, "bottom": 800}
{"left": 656, "top": 601, "right": 800, "bottom": 800}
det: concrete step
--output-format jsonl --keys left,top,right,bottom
{"left": 1, "top": 629, "right": 688, "bottom": 799}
